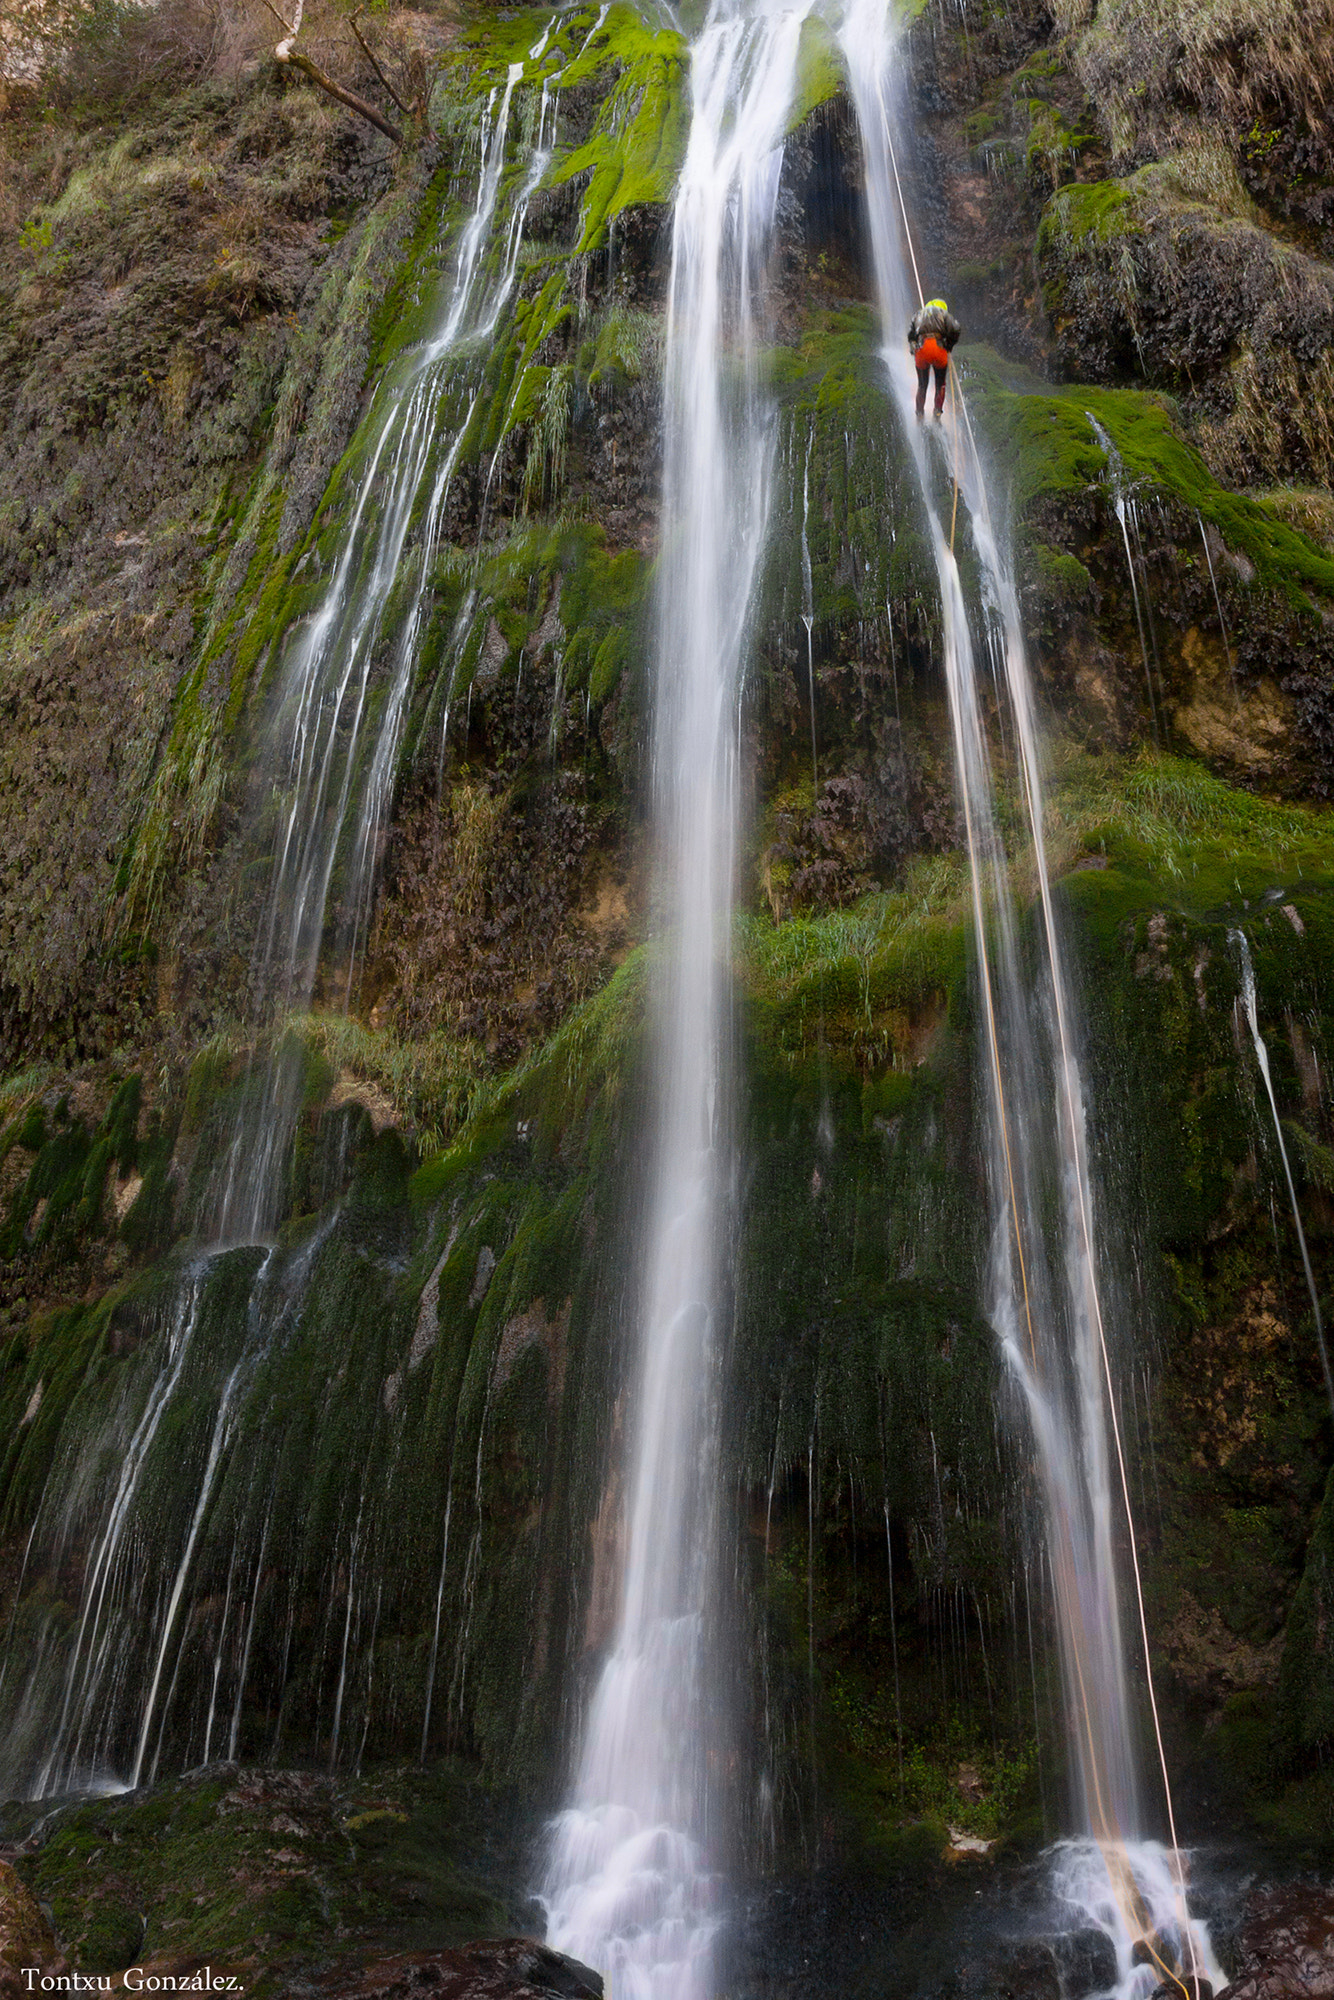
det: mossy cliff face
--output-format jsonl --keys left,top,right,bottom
{"left": 2, "top": 0, "right": 1334, "bottom": 1973}
{"left": 0, "top": 62, "right": 426, "bottom": 1063}
{"left": 901, "top": 0, "right": 1334, "bottom": 788}
{"left": 6, "top": 762, "right": 1334, "bottom": 1881}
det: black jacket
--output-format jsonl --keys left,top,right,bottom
{"left": 908, "top": 304, "right": 961, "bottom": 354}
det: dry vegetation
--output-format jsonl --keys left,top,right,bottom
{"left": 0, "top": 0, "right": 448, "bottom": 152}
{"left": 1052, "top": 0, "right": 1334, "bottom": 160}
{"left": 0, "top": 0, "right": 456, "bottom": 1065}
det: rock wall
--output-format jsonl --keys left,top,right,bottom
{"left": 1, "top": 0, "right": 1334, "bottom": 1978}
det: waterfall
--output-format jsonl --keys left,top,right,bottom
{"left": 1231, "top": 927, "right": 1334, "bottom": 1415}
{"left": 542, "top": 3, "right": 811, "bottom": 1992}
{"left": 840, "top": 0, "right": 1221, "bottom": 1983}
{"left": 800, "top": 434, "right": 818, "bottom": 797}
{"left": 212, "top": 50, "right": 558, "bottom": 1245}
{"left": 28, "top": 1270, "right": 210, "bottom": 1797}
{"left": 1, "top": 64, "right": 565, "bottom": 1802}
{"left": 1088, "top": 413, "right": 1161, "bottom": 741}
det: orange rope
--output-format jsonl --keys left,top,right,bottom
{"left": 878, "top": 79, "right": 1198, "bottom": 1986}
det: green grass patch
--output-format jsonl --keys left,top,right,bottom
{"left": 963, "top": 349, "right": 1334, "bottom": 610}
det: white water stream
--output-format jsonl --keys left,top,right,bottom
{"left": 841, "top": 0, "right": 1220, "bottom": 1986}
{"left": 543, "top": 4, "right": 811, "bottom": 1992}
{"left": 1232, "top": 926, "right": 1334, "bottom": 1415}
{"left": 213, "top": 52, "right": 557, "bottom": 1244}
{"left": 2, "top": 68, "right": 567, "bottom": 1801}
{"left": 1088, "top": 413, "right": 1161, "bottom": 741}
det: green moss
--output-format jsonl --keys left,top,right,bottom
{"left": 98, "top": 1074, "right": 142, "bottom": 1169}
{"left": 543, "top": 8, "right": 690, "bottom": 252}
{"left": 1037, "top": 178, "right": 1134, "bottom": 254}
{"left": 290, "top": 1014, "right": 486, "bottom": 1157}
{"left": 1047, "top": 747, "right": 1334, "bottom": 916}
{"left": 760, "top": 307, "right": 937, "bottom": 637}
{"left": 11, "top": 1763, "right": 523, "bottom": 1983}
{"left": 587, "top": 304, "right": 658, "bottom": 392}
{"left": 1, "top": 1118, "right": 94, "bottom": 1259}
{"left": 1025, "top": 100, "right": 1096, "bottom": 186}
{"left": 1028, "top": 540, "right": 1094, "bottom": 607}
{"left": 1279, "top": 1463, "right": 1334, "bottom": 1758}
{"left": 787, "top": 13, "right": 843, "bottom": 133}
{"left": 182, "top": 1039, "right": 242, "bottom": 1138}
{"left": 412, "top": 946, "right": 649, "bottom": 1210}
{"left": 736, "top": 858, "right": 968, "bottom": 1077}
{"left": 1285, "top": 1119, "right": 1334, "bottom": 1195}
{"left": 120, "top": 1156, "right": 175, "bottom": 1259}
{"left": 964, "top": 348, "right": 1334, "bottom": 610}
{"left": 16, "top": 1104, "right": 47, "bottom": 1153}
{"left": 363, "top": 168, "right": 458, "bottom": 372}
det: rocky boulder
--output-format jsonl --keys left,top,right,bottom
{"left": 0, "top": 1858, "right": 67, "bottom": 2000}
{"left": 1217, "top": 1885, "right": 1334, "bottom": 1999}
{"left": 313, "top": 1940, "right": 603, "bottom": 1998}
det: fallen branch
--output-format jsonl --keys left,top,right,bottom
{"left": 271, "top": 0, "right": 404, "bottom": 146}
{"left": 281, "top": 48, "right": 403, "bottom": 141}
{"left": 349, "top": 10, "right": 410, "bottom": 117}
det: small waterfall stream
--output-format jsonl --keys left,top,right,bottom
{"left": 1088, "top": 413, "right": 1161, "bottom": 743}
{"left": 213, "top": 43, "right": 559, "bottom": 1245}
{"left": 1, "top": 63, "right": 566, "bottom": 1801}
{"left": 542, "top": 3, "right": 811, "bottom": 1992}
{"left": 841, "top": 0, "right": 1219, "bottom": 1984}
{"left": 1232, "top": 926, "right": 1334, "bottom": 1415}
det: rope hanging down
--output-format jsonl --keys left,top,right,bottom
{"left": 876, "top": 93, "right": 1198, "bottom": 1999}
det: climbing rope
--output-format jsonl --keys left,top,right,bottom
{"left": 877, "top": 90, "right": 1199, "bottom": 1992}
{"left": 948, "top": 364, "right": 961, "bottom": 552}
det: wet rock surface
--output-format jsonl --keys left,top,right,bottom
{"left": 309, "top": 1941, "right": 602, "bottom": 1999}
{"left": 0, "top": 1766, "right": 541, "bottom": 1993}
{"left": 0, "top": 1858, "right": 67, "bottom": 1998}
{"left": 1218, "top": 1885, "right": 1334, "bottom": 1999}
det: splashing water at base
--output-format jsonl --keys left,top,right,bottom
{"left": 542, "top": 3, "right": 811, "bottom": 1992}
{"left": 1052, "top": 1839, "right": 1223, "bottom": 1999}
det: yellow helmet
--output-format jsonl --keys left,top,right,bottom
{"left": 927, "top": 297, "right": 949, "bottom": 311}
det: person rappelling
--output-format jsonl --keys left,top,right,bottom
{"left": 908, "top": 297, "right": 961, "bottom": 421}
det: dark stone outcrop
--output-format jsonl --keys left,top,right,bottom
{"left": 0, "top": 1858, "right": 67, "bottom": 1999}
{"left": 1217, "top": 1885, "right": 1334, "bottom": 1999}
{"left": 314, "top": 1941, "right": 602, "bottom": 1999}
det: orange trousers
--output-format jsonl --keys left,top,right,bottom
{"left": 915, "top": 337, "right": 950, "bottom": 415}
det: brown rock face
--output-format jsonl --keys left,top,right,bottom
{"left": 0, "top": 1858, "right": 67, "bottom": 1999}
{"left": 1218, "top": 1885, "right": 1334, "bottom": 1999}
{"left": 313, "top": 1940, "right": 602, "bottom": 1999}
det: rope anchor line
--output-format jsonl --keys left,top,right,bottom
{"left": 875, "top": 77, "right": 1198, "bottom": 1986}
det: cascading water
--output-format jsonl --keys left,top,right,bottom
{"left": 0, "top": 63, "right": 566, "bottom": 1801}
{"left": 213, "top": 44, "right": 559, "bottom": 1245}
{"left": 1231, "top": 926, "right": 1334, "bottom": 1416}
{"left": 1088, "top": 413, "right": 1161, "bottom": 743}
{"left": 542, "top": 4, "right": 811, "bottom": 1991}
{"left": 800, "top": 435, "right": 818, "bottom": 797}
{"left": 840, "top": 0, "right": 1220, "bottom": 1984}
{"left": 1196, "top": 513, "right": 1235, "bottom": 682}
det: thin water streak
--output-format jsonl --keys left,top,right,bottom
{"left": 1231, "top": 926, "right": 1334, "bottom": 1415}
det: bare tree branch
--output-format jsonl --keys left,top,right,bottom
{"left": 349, "top": 10, "right": 409, "bottom": 117}
{"left": 272, "top": 0, "right": 403, "bottom": 146}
